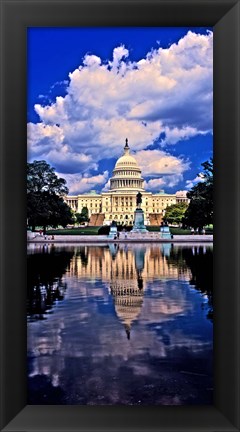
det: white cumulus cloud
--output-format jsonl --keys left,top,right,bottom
{"left": 135, "top": 149, "right": 190, "bottom": 191}
{"left": 59, "top": 171, "right": 109, "bottom": 194}
{"left": 185, "top": 174, "right": 205, "bottom": 189}
{"left": 135, "top": 149, "right": 190, "bottom": 176}
{"left": 28, "top": 30, "right": 213, "bottom": 191}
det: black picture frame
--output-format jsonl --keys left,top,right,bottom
{"left": 0, "top": 0, "right": 239, "bottom": 431}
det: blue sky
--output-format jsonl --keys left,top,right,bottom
{"left": 27, "top": 27, "right": 213, "bottom": 194}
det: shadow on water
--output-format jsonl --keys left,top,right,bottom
{"left": 165, "top": 244, "right": 213, "bottom": 321}
{"left": 27, "top": 244, "right": 74, "bottom": 320}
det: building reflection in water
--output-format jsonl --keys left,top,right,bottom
{"left": 67, "top": 243, "right": 192, "bottom": 283}
{"left": 65, "top": 243, "right": 194, "bottom": 337}
{"left": 109, "top": 244, "right": 146, "bottom": 339}
{"left": 27, "top": 243, "right": 213, "bottom": 405}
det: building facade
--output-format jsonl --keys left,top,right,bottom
{"left": 65, "top": 139, "right": 188, "bottom": 226}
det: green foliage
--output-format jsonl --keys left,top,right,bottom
{"left": 27, "top": 160, "right": 73, "bottom": 231}
{"left": 75, "top": 207, "right": 89, "bottom": 225}
{"left": 184, "top": 158, "right": 213, "bottom": 229}
{"left": 81, "top": 206, "right": 89, "bottom": 221}
{"left": 98, "top": 226, "right": 110, "bottom": 235}
{"left": 75, "top": 213, "right": 83, "bottom": 225}
{"left": 164, "top": 202, "right": 188, "bottom": 225}
{"left": 27, "top": 160, "right": 68, "bottom": 196}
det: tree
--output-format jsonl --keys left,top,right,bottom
{"left": 75, "top": 207, "right": 89, "bottom": 225}
{"left": 184, "top": 158, "right": 213, "bottom": 229}
{"left": 81, "top": 206, "right": 89, "bottom": 222}
{"left": 27, "top": 160, "right": 73, "bottom": 232}
{"left": 164, "top": 202, "right": 188, "bottom": 225}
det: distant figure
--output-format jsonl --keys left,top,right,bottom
{"left": 117, "top": 231, "right": 120, "bottom": 239}
{"left": 191, "top": 228, "right": 194, "bottom": 235}
{"left": 111, "top": 220, "right": 117, "bottom": 227}
{"left": 202, "top": 228, "right": 206, "bottom": 235}
{"left": 51, "top": 235, "right": 55, "bottom": 240}
{"left": 136, "top": 192, "right": 142, "bottom": 208}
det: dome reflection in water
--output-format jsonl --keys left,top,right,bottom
{"left": 27, "top": 242, "right": 213, "bottom": 405}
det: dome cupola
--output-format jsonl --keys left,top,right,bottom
{"left": 110, "top": 139, "right": 144, "bottom": 191}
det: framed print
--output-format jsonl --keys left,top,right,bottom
{"left": 0, "top": 0, "right": 239, "bottom": 431}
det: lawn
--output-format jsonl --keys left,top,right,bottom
{"left": 46, "top": 227, "right": 101, "bottom": 235}
{"left": 147, "top": 226, "right": 214, "bottom": 235}
{"left": 169, "top": 227, "right": 192, "bottom": 235}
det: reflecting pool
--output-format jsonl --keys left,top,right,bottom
{"left": 27, "top": 242, "right": 213, "bottom": 405}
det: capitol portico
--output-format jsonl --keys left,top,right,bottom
{"left": 65, "top": 139, "right": 188, "bottom": 226}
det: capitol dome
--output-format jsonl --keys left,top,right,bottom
{"left": 110, "top": 279, "right": 144, "bottom": 340}
{"left": 115, "top": 151, "right": 139, "bottom": 169}
{"left": 110, "top": 139, "right": 144, "bottom": 191}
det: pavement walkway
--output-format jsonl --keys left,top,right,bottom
{"left": 28, "top": 233, "right": 213, "bottom": 243}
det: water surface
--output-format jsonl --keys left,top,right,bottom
{"left": 27, "top": 242, "right": 213, "bottom": 405}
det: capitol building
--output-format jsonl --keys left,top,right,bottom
{"left": 65, "top": 139, "right": 188, "bottom": 226}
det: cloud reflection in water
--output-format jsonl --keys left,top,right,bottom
{"left": 27, "top": 242, "right": 213, "bottom": 405}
